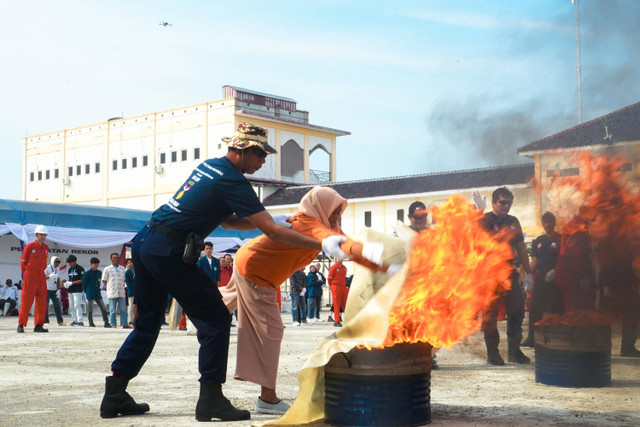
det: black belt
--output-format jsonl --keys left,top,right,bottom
{"left": 147, "top": 220, "right": 185, "bottom": 242}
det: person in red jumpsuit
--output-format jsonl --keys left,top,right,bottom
{"left": 328, "top": 260, "right": 348, "bottom": 326}
{"left": 18, "top": 225, "right": 51, "bottom": 333}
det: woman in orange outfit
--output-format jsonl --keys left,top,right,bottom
{"left": 18, "top": 225, "right": 51, "bottom": 333}
{"left": 220, "top": 186, "right": 387, "bottom": 415}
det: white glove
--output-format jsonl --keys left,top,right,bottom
{"left": 64, "top": 280, "right": 72, "bottom": 289}
{"left": 50, "top": 273, "right": 58, "bottom": 283}
{"left": 544, "top": 269, "right": 555, "bottom": 283}
{"left": 272, "top": 214, "right": 293, "bottom": 228}
{"left": 362, "top": 242, "right": 385, "bottom": 265}
{"left": 321, "top": 235, "right": 348, "bottom": 260}
{"left": 386, "top": 264, "right": 402, "bottom": 277}
{"left": 472, "top": 191, "right": 486, "bottom": 211}
{"left": 523, "top": 274, "right": 534, "bottom": 293}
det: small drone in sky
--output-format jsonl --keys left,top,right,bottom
{"left": 159, "top": 21, "right": 172, "bottom": 27}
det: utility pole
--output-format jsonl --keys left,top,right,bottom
{"left": 573, "top": 0, "right": 583, "bottom": 123}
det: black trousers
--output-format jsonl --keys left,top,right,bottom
{"left": 111, "top": 223, "right": 231, "bottom": 383}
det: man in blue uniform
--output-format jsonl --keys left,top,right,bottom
{"left": 100, "top": 123, "right": 349, "bottom": 422}
{"left": 197, "top": 241, "right": 221, "bottom": 286}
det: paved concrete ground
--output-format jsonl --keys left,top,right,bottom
{"left": 0, "top": 311, "right": 638, "bottom": 426}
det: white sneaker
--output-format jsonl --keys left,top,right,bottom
{"left": 317, "top": 318, "right": 325, "bottom": 322}
{"left": 256, "top": 398, "right": 291, "bottom": 415}
{"left": 308, "top": 318, "right": 315, "bottom": 324}
{"left": 294, "top": 322, "right": 301, "bottom": 326}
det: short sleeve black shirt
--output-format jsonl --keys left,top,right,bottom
{"left": 151, "top": 157, "right": 265, "bottom": 237}
{"left": 67, "top": 265, "right": 85, "bottom": 293}
{"left": 531, "top": 233, "right": 561, "bottom": 276}
{"left": 482, "top": 212, "right": 524, "bottom": 261}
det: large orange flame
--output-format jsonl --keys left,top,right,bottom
{"left": 382, "top": 195, "right": 514, "bottom": 348}
{"left": 547, "top": 152, "right": 640, "bottom": 325}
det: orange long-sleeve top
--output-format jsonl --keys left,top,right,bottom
{"left": 20, "top": 241, "right": 49, "bottom": 278}
{"left": 235, "top": 213, "right": 378, "bottom": 288}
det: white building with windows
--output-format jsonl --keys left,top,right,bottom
{"left": 23, "top": 85, "right": 349, "bottom": 210}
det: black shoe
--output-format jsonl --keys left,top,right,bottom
{"left": 17, "top": 325, "right": 24, "bottom": 333}
{"left": 328, "top": 316, "right": 334, "bottom": 323}
{"left": 487, "top": 351, "right": 505, "bottom": 366}
{"left": 620, "top": 347, "right": 640, "bottom": 357}
{"left": 34, "top": 325, "right": 49, "bottom": 333}
{"left": 431, "top": 359, "right": 439, "bottom": 370}
{"left": 104, "top": 323, "right": 112, "bottom": 328}
{"left": 508, "top": 348, "right": 531, "bottom": 364}
{"left": 521, "top": 336, "right": 534, "bottom": 347}
{"left": 195, "top": 382, "right": 250, "bottom": 422}
{"left": 333, "top": 322, "right": 342, "bottom": 327}
{"left": 100, "top": 376, "right": 150, "bottom": 418}
{"left": 90, "top": 323, "right": 96, "bottom": 327}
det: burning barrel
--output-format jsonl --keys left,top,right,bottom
{"left": 324, "top": 342, "right": 432, "bottom": 426}
{"left": 534, "top": 323, "right": 611, "bottom": 387}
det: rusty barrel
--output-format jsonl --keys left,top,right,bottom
{"left": 324, "top": 342, "right": 432, "bottom": 426}
{"left": 534, "top": 324, "right": 611, "bottom": 387}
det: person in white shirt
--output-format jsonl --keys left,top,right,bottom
{"left": 1, "top": 279, "right": 19, "bottom": 315}
{"left": 44, "top": 256, "right": 66, "bottom": 326}
{"left": 102, "top": 253, "right": 130, "bottom": 329}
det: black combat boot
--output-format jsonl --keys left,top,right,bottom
{"left": 195, "top": 382, "right": 250, "bottom": 422}
{"left": 508, "top": 340, "right": 531, "bottom": 364}
{"left": 485, "top": 339, "right": 504, "bottom": 366}
{"left": 100, "top": 376, "right": 150, "bottom": 418}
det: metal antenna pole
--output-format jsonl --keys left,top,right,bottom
{"left": 573, "top": 0, "right": 583, "bottom": 123}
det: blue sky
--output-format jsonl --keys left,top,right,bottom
{"left": 2, "top": 1, "right": 639, "bottom": 200}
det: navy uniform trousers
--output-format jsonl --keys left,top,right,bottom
{"left": 111, "top": 222, "right": 231, "bottom": 383}
{"left": 482, "top": 271, "right": 525, "bottom": 346}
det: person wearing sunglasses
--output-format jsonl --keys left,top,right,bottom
{"left": 480, "top": 187, "right": 532, "bottom": 366}
{"left": 100, "top": 122, "right": 350, "bottom": 422}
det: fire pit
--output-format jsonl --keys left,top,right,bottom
{"left": 534, "top": 323, "right": 611, "bottom": 387}
{"left": 324, "top": 342, "right": 432, "bottom": 427}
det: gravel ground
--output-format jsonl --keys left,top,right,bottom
{"left": 0, "top": 312, "right": 638, "bottom": 426}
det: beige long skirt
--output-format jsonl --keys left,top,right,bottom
{"left": 225, "top": 268, "right": 283, "bottom": 390}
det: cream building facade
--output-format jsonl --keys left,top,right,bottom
{"left": 23, "top": 86, "right": 348, "bottom": 210}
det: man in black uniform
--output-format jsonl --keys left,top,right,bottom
{"left": 521, "top": 212, "right": 564, "bottom": 347}
{"left": 481, "top": 187, "right": 532, "bottom": 365}
{"left": 100, "top": 123, "right": 349, "bottom": 422}
{"left": 65, "top": 255, "right": 85, "bottom": 326}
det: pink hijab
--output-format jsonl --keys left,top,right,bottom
{"left": 297, "top": 186, "right": 347, "bottom": 233}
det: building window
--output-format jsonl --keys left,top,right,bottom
{"left": 132, "top": 157, "right": 137, "bottom": 168}
{"left": 112, "top": 160, "right": 118, "bottom": 170}
{"left": 85, "top": 164, "right": 90, "bottom": 174}
{"left": 54, "top": 169, "right": 59, "bottom": 179}
{"left": 95, "top": 163, "right": 100, "bottom": 173}
{"left": 618, "top": 163, "right": 632, "bottom": 172}
{"left": 30, "top": 172, "right": 34, "bottom": 182}
{"left": 142, "top": 155, "right": 148, "bottom": 166}
{"left": 560, "top": 167, "right": 579, "bottom": 176}
{"left": 194, "top": 147, "right": 200, "bottom": 160}
{"left": 68, "top": 166, "right": 73, "bottom": 177}
{"left": 171, "top": 151, "right": 177, "bottom": 162}
{"left": 45, "top": 170, "right": 50, "bottom": 180}
{"left": 76, "top": 165, "right": 82, "bottom": 175}
{"left": 397, "top": 209, "right": 404, "bottom": 221}
{"left": 364, "top": 211, "right": 372, "bottom": 227}
{"left": 160, "top": 153, "right": 166, "bottom": 164}
{"left": 122, "top": 158, "right": 127, "bottom": 169}
{"left": 37, "top": 171, "right": 42, "bottom": 181}
{"left": 181, "top": 149, "right": 187, "bottom": 161}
